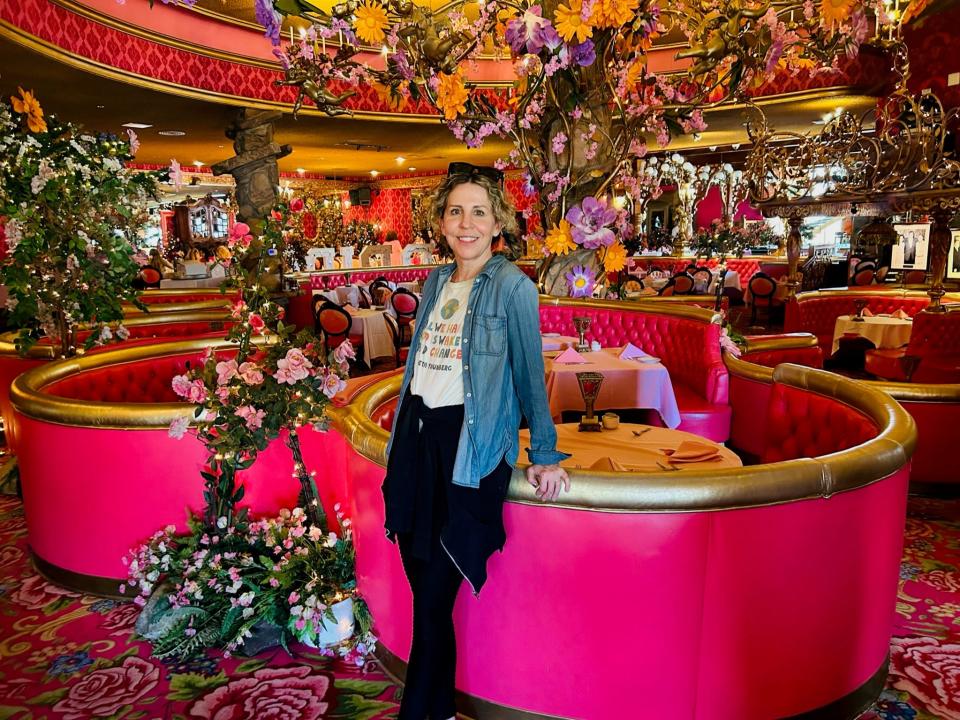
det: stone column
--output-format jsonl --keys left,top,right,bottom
{"left": 212, "top": 109, "right": 292, "bottom": 223}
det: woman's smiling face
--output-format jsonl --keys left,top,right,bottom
{"left": 440, "top": 182, "right": 502, "bottom": 267}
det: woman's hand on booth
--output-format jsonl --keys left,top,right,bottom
{"left": 526, "top": 464, "right": 570, "bottom": 502}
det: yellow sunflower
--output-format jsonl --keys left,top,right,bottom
{"left": 374, "top": 81, "right": 407, "bottom": 111}
{"left": 436, "top": 69, "right": 469, "bottom": 121}
{"left": 554, "top": 0, "right": 594, "bottom": 43}
{"left": 11, "top": 86, "right": 47, "bottom": 134}
{"left": 603, "top": 241, "right": 628, "bottom": 272}
{"left": 591, "top": 0, "right": 639, "bottom": 29}
{"left": 820, "top": 0, "right": 855, "bottom": 27}
{"left": 545, "top": 220, "right": 577, "bottom": 256}
{"left": 353, "top": 1, "right": 389, "bottom": 46}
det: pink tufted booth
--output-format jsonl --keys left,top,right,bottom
{"left": 865, "top": 307, "right": 960, "bottom": 382}
{"left": 538, "top": 297, "right": 730, "bottom": 441}
{"left": 331, "top": 367, "right": 915, "bottom": 719}
{"left": 627, "top": 257, "right": 777, "bottom": 286}
{"left": 138, "top": 290, "right": 238, "bottom": 305}
{"left": 783, "top": 289, "right": 960, "bottom": 356}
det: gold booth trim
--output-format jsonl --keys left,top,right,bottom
{"left": 331, "top": 362, "right": 916, "bottom": 513}
{"left": 725, "top": 352, "right": 960, "bottom": 404}
{"left": 793, "top": 288, "right": 960, "bottom": 304}
{"left": 537, "top": 294, "right": 719, "bottom": 324}
{"left": 742, "top": 333, "right": 820, "bottom": 354}
{"left": 122, "top": 300, "right": 233, "bottom": 315}
{"left": 0, "top": 310, "right": 234, "bottom": 360}
{"left": 10, "top": 337, "right": 272, "bottom": 429}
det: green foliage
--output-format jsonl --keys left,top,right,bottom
{"left": 0, "top": 92, "right": 159, "bottom": 356}
{"left": 167, "top": 672, "right": 230, "bottom": 701}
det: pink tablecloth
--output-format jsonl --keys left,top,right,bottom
{"left": 544, "top": 348, "right": 681, "bottom": 428}
{"left": 541, "top": 334, "right": 581, "bottom": 351}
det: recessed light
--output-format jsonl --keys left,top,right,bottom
{"left": 370, "top": 170, "right": 379, "bottom": 177}
{"left": 96, "top": 105, "right": 105, "bottom": 109}
{"left": 408, "top": 167, "right": 417, "bottom": 171}
{"left": 395, "top": 156, "right": 406, "bottom": 165}
{"left": 296, "top": 168, "right": 306, "bottom": 175}
{"left": 158, "top": 130, "right": 186, "bottom": 137}
{"left": 193, "top": 160, "right": 204, "bottom": 167}
{"left": 122, "top": 122, "right": 152, "bottom": 129}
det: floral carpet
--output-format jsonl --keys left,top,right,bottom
{"left": 1, "top": 492, "right": 959, "bottom": 719}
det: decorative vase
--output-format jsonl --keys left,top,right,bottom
{"left": 293, "top": 597, "right": 355, "bottom": 648}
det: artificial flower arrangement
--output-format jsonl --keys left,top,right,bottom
{"left": 125, "top": 202, "right": 376, "bottom": 661}
{"left": 0, "top": 87, "right": 159, "bottom": 357}
{"left": 691, "top": 219, "right": 783, "bottom": 261}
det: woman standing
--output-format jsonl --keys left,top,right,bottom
{"left": 383, "top": 164, "right": 570, "bottom": 720}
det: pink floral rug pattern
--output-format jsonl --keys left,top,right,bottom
{"left": 1, "top": 493, "right": 959, "bottom": 719}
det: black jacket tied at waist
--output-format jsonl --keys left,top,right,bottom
{"left": 383, "top": 390, "right": 512, "bottom": 595}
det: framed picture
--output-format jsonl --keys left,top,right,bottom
{"left": 891, "top": 223, "right": 930, "bottom": 271}
{"left": 947, "top": 229, "right": 960, "bottom": 280}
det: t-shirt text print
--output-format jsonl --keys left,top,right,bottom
{"left": 410, "top": 278, "right": 473, "bottom": 408}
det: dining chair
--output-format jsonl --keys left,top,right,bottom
{"left": 383, "top": 312, "right": 410, "bottom": 369}
{"left": 672, "top": 272, "right": 696, "bottom": 295}
{"left": 138, "top": 267, "right": 162, "bottom": 289}
{"left": 692, "top": 268, "right": 712, "bottom": 294}
{"left": 390, "top": 288, "right": 420, "bottom": 343}
{"left": 747, "top": 272, "right": 778, "bottom": 326}
{"left": 315, "top": 300, "right": 355, "bottom": 354}
{"left": 903, "top": 269, "right": 927, "bottom": 284}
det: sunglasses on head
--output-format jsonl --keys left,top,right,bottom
{"left": 447, "top": 162, "right": 504, "bottom": 185}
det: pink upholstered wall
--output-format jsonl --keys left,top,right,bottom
{"left": 341, "top": 188, "right": 413, "bottom": 245}
{"left": 695, "top": 185, "right": 764, "bottom": 229}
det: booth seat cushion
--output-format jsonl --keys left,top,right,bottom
{"left": 44, "top": 351, "right": 235, "bottom": 404}
{"left": 864, "top": 348, "right": 908, "bottom": 381}
{"left": 865, "top": 310, "right": 960, "bottom": 380}
{"left": 761, "top": 383, "right": 878, "bottom": 463}
{"left": 671, "top": 385, "right": 733, "bottom": 442}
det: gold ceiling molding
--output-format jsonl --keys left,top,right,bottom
{"left": 49, "top": 0, "right": 279, "bottom": 70}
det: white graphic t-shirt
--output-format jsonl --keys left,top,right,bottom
{"left": 410, "top": 278, "right": 472, "bottom": 408}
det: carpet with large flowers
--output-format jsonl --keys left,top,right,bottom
{"left": 1, "top": 492, "right": 959, "bottom": 719}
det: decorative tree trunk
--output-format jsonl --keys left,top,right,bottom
{"left": 925, "top": 204, "right": 957, "bottom": 313}
{"left": 785, "top": 213, "right": 805, "bottom": 298}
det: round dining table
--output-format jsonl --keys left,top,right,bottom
{"left": 831, "top": 314, "right": 913, "bottom": 355}
{"left": 519, "top": 422, "right": 741, "bottom": 472}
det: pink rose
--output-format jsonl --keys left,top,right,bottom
{"left": 171, "top": 374, "right": 193, "bottom": 399}
{"left": 100, "top": 603, "right": 140, "bottom": 636}
{"left": 289, "top": 197, "right": 304, "bottom": 213}
{"left": 238, "top": 362, "right": 264, "bottom": 385}
{"left": 186, "top": 379, "right": 207, "bottom": 404}
{"left": 231, "top": 222, "right": 250, "bottom": 238}
{"left": 248, "top": 313, "right": 266, "bottom": 334}
{"left": 889, "top": 636, "right": 960, "bottom": 718}
{"left": 235, "top": 405, "right": 266, "bottom": 430}
{"left": 53, "top": 656, "right": 160, "bottom": 720}
{"left": 922, "top": 570, "right": 960, "bottom": 593}
{"left": 230, "top": 299, "right": 247, "bottom": 320}
{"left": 8, "top": 574, "right": 78, "bottom": 610}
{"left": 216, "top": 359, "right": 239, "bottom": 386}
{"left": 215, "top": 386, "right": 231, "bottom": 403}
{"left": 189, "top": 666, "right": 329, "bottom": 720}
{"left": 322, "top": 372, "right": 347, "bottom": 399}
{"left": 274, "top": 348, "right": 313, "bottom": 385}
{"left": 168, "top": 416, "right": 190, "bottom": 439}
{"left": 333, "top": 339, "right": 356, "bottom": 364}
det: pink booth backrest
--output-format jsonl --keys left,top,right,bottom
{"left": 310, "top": 268, "right": 434, "bottom": 290}
{"left": 784, "top": 294, "right": 932, "bottom": 353}
{"left": 761, "top": 383, "right": 878, "bottom": 463}
{"left": 538, "top": 305, "right": 727, "bottom": 404}
{"left": 43, "top": 351, "right": 236, "bottom": 404}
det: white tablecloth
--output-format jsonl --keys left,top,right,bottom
{"left": 398, "top": 281, "right": 421, "bottom": 293}
{"left": 707, "top": 269, "right": 741, "bottom": 294}
{"left": 159, "top": 277, "right": 223, "bottom": 289}
{"left": 345, "top": 308, "right": 394, "bottom": 366}
{"left": 831, "top": 315, "right": 913, "bottom": 355}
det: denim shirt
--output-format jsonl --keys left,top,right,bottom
{"left": 385, "top": 255, "right": 570, "bottom": 488}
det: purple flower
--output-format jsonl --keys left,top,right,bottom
{"left": 505, "top": 8, "right": 560, "bottom": 55}
{"left": 569, "top": 40, "right": 595, "bottom": 67}
{"left": 565, "top": 265, "right": 596, "bottom": 298}
{"left": 254, "top": 0, "right": 282, "bottom": 46}
{"left": 565, "top": 197, "right": 617, "bottom": 249}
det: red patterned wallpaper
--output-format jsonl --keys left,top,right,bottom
{"left": 340, "top": 187, "right": 413, "bottom": 244}
{"left": 903, "top": 5, "right": 960, "bottom": 110}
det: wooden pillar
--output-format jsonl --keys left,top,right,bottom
{"left": 925, "top": 204, "right": 955, "bottom": 312}
{"left": 785, "top": 213, "right": 804, "bottom": 298}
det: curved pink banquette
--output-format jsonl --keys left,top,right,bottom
{"left": 783, "top": 287, "right": 960, "bottom": 357}
{"left": 11, "top": 305, "right": 915, "bottom": 718}
{"left": 728, "top": 333, "right": 960, "bottom": 495}
{"left": 0, "top": 310, "right": 236, "bottom": 454}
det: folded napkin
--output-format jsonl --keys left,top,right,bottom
{"left": 660, "top": 440, "right": 722, "bottom": 464}
{"left": 894, "top": 309, "right": 911, "bottom": 320}
{"left": 589, "top": 456, "right": 629, "bottom": 472}
{"left": 860, "top": 307, "right": 874, "bottom": 317}
{"left": 619, "top": 342, "right": 649, "bottom": 360}
{"left": 554, "top": 347, "right": 588, "bottom": 364}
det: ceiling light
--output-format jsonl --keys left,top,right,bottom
{"left": 296, "top": 168, "right": 306, "bottom": 175}
{"left": 408, "top": 167, "right": 417, "bottom": 171}
{"left": 122, "top": 122, "right": 152, "bottom": 129}
{"left": 709, "top": 146, "right": 718, "bottom": 152}
{"left": 370, "top": 170, "right": 379, "bottom": 177}
{"left": 193, "top": 161, "right": 204, "bottom": 167}
{"left": 96, "top": 105, "right": 105, "bottom": 110}
{"left": 158, "top": 130, "right": 186, "bottom": 136}
{"left": 395, "top": 156, "right": 406, "bottom": 165}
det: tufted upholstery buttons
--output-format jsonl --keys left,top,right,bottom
{"left": 44, "top": 349, "right": 238, "bottom": 403}
{"left": 538, "top": 305, "right": 731, "bottom": 440}
{"left": 140, "top": 292, "right": 239, "bottom": 305}
{"left": 309, "top": 268, "right": 434, "bottom": 290}
{"left": 865, "top": 310, "right": 960, "bottom": 381}
{"left": 761, "top": 383, "right": 877, "bottom": 463}
{"left": 784, "top": 295, "right": 934, "bottom": 356}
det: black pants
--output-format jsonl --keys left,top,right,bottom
{"left": 396, "top": 532, "right": 462, "bottom": 720}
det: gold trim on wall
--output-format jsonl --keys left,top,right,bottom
{"left": 332, "top": 358, "right": 916, "bottom": 513}
{"left": 742, "top": 332, "right": 820, "bottom": 354}
{"left": 793, "top": 288, "right": 960, "bottom": 304}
